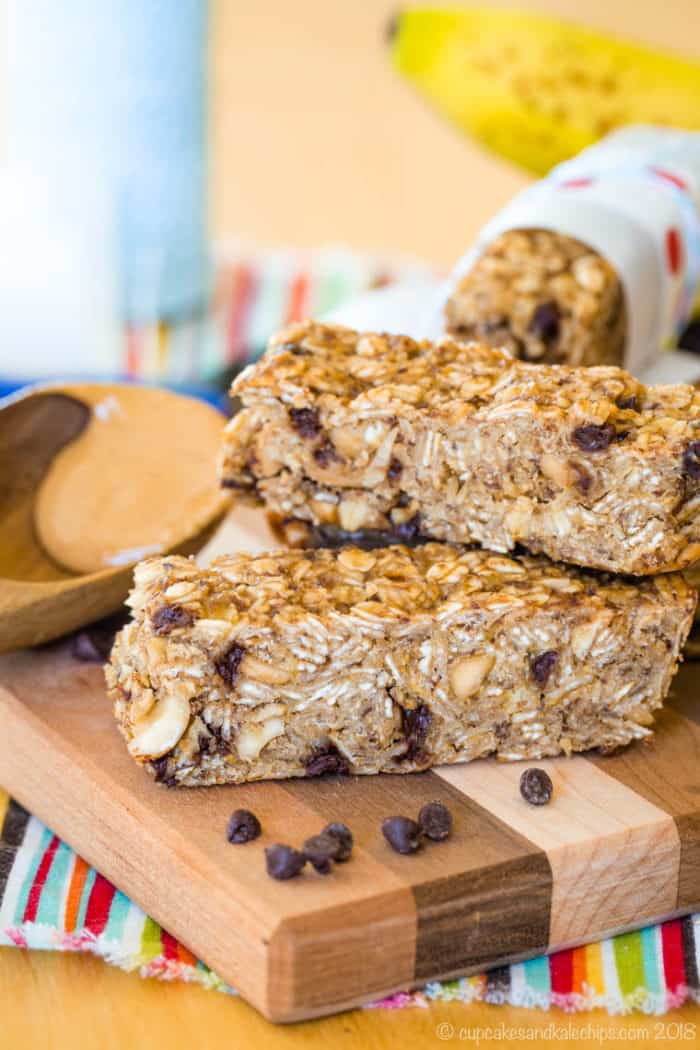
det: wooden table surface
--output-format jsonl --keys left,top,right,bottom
{"left": 3, "top": 949, "right": 699, "bottom": 1049}
{"left": 5, "top": 0, "right": 700, "bottom": 1045}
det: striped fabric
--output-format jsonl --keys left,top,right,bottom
{"left": 2, "top": 789, "right": 698, "bottom": 1014}
{"left": 122, "top": 245, "right": 437, "bottom": 384}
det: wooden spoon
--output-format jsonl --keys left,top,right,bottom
{"left": 0, "top": 383, "right": 231, "bottom": 652}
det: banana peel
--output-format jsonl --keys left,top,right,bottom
{"left": 389, "top": 8, "right": 700, "bottom": 175}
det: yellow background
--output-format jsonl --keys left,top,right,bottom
{"left": 211, "top": 0, "right": 700, "bottom": 267}
{"left": 4, "top": 2, "right": 700, "bottom": 1046}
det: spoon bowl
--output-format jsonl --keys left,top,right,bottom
{"left": 0, "top": 383, "right": 231, "bottom": 652}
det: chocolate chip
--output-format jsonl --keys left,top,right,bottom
{"left": 393, "top": 512, "right": 421, "bottom": 542}
{"left": 288, "top": 406, "right": 320, "bottom": 438}
{"left": 151, "top": 604, "right": 194, "bottom": 636}
{"left": 322, "top": 822, "right": 353, "bottom": 862}
{"left": 305, "top": 742, "right": 350, "bottom": 778}
{"left": 201, "top": 721, "right": 230, "bottom": 754}
{"left": 382, "top": 816, "right": 422, "bottom": 855}
{"left": 221, "top": 476, "right": 257, "bottom": 491}
{"left": 528, "top": 301, "right": 561, "bottom": 345}
{"left": 572, "top": 462, "right": 592, "bottom": 494}
{"left": 682, "top": 441, "right": 700, "bottom": 480}
{"left": 400, "top": 703, "right": 432, "bottom": 763}
{"left": 278, "top": 341, "right": 309, "bottom": 356}
{"left": 494, "top": 720, "right": 509, "bottom": 744}
{"left": 530, "top": 650, "right": 558, "bottom": 687}
{"left": 265, "top": 844, "right": 307, "bottom": 880}
{"left": 151, "top": 754, "right": 176, "bottom": 785}
{"left": 519, "top": 767, "right": 553, "bottom": 806}
{"left": 571, "top": 423, "right": 616, "bottom": 452}
{"left": 215, "top": 643, "right": 246, "bottom": 687}
{"left": 679, "top": 319, "right": 700, "bottom": 355}
{"left": 616, "top": 395, "right": 639, "bottom": 412}
{"left": 387, "top": 457, "right": 403, "bottom": 482}
{"left": 418, "top": 801, "right": 452, "bottom": 841}
{"left": 313, "top": 437, "right": 339, "bottom": 467}
{"left": 302, "top": 832, "right": 339, "bottom": 874}
{"left": 226, "top": 809, "right": 261, "bottom": 844}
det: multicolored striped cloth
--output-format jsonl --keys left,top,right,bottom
{"left": 1, "top": 789, "right": 698, "bottom": 1014}
{"left": 121, "top": 244, "right": 437, "bottom": 384}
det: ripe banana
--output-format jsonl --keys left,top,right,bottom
{"left": 389, "top": 8, "right": 700, "bottom": 175}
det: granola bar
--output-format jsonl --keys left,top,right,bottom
{"left": 219, "top": 322, "right": 700, "bottom": 575}
{"left": 106, "top": 544, "right": 696, "bottom": 787}
{"left": 445, "top": 229, "right": 626, "bottom": 366}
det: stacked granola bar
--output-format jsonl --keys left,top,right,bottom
{"left": 107, "top": 322, "right": 699, "bottom": 786}
{"left": 107, "top": 545, "right": 694, "bottom": 786}
{"left": 219, "top": 322, "right": 700, "bottom": 575}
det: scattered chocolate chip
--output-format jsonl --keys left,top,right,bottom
{"left": 151, "top": 604, "right": 194, "bottom": 636}
{"left": 265, "top": 844, "right": 307, "bottom": 880}
{"left": 392, "top": 512, "right": 421, "bottom": 542}
{"left": 302, "top": 832, "right": 339, "bottom": 874}
{"left": 395, "top": 491, "right": 411, "bottom": 508}
{"left": 382, "top": 816, "right": 422, "bottom": 855}
{"left": 418, "top": 801, "right": 453, "bottom": 841}
{"left": 322, "top": 822, "right": 353, "bottom": 862}
{"left": 679, "top": 319, "right": 700, "bottom": 355}
{"left": 530, "top": 650, "right": 558, "bottom": 687}
{"left": 400, "top": 703, "right": 432, "bottom": 763}
{"left": 519, "top": 767, "right": 553, "bottom": 806}
{"left": 571, "top": 423, "right": 616, "bottom": 452}
{"left": 616, "top": 395, "right": 639, "bottom": 412}
{"left": 288, "top": 406, "right": 321, "bottom": 438}
{"left": 313, "top": 437, "right": 339, "bottom": 467}
{"left": 682, "top": 441, "right": 700, "bottom": 480}
{"left": 528, "top": 301, "right": 560, "bottom": 345}
{"left": 215, "top": 643, "right": 246, "bottom": 687}
{"left": 305, "top": 742, "right": 350, "bottom": 778}
{"left": 387, "top": 457, "right": 403, "bottom": 482}
{"left": 226, "top": 809, "right": 261, "bottom": 844}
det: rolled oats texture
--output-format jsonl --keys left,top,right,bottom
{"left": 105, "top": 543, "right": 696, "bottom": 787}
{"left": 220, "top": 321, "right": 700, "bottom": 576}
{"left": 445, "top": 229, "right": 626, "bottom": 367}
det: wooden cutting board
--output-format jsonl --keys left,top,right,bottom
{"left": 0, "top": 509, "right": 699, "bottom": 1022}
